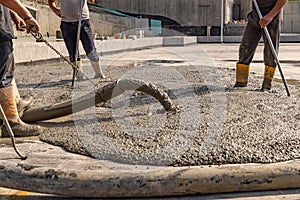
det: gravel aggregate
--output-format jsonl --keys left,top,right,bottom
{"left": 13, "top": 58, "right": 300, "bottom": 166}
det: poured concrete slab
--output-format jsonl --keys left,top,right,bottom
{"left": 0, "top": 140, "right": 299, "bottom": 197}
{"left": 3, "top": 42, "right": 299, "bottom": 198}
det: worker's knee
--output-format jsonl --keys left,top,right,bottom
{"left": 87, "top": 49, "right": 99, "bottom": 62}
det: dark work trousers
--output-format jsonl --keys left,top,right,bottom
{"left": 0, "top": 39, "right": 14, "bottom": 88}
{"left": 238, "top": 9, "right": 281, "bottom": 68}
{"left": 60, "top": 19, "right": 96, "bottom": 63}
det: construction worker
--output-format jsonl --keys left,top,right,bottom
{"left": 234, "top": 0, "right": 288, "bottom": 91}
{"left": 0, "top": 0, "right": 44, "bottom": 137}
{"left": 48, "top": 0, "right": 106, "bottom": 81}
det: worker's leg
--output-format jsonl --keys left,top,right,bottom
{"left": 0, "top": 40, "right": 43, "bottom": 137}
{"left": 80, "top": 20, "right": 105, "bottom": 79}
{"left": 61, "top": 21, "right": 83, "bottom": 80}
{"left": 261, "top": 13, "right": 281, "bottom": 91}
{"left": 235, "top": 10, "right": 263, "bottom": 87}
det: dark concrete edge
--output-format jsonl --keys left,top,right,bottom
{"left": 0, "top": 159, "right": 299, "bottom": 198}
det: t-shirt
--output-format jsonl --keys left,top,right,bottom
{"left": 253, "top": 0, "right": 277, "bottom": 15}
{"left": 60, "top": 0, "right": 89, "bottom": 22}
{"left": 253, "top": 0, "right": 283, "bottom": 19}
{"left": 0, "top": 4, "right": 13, "bottom": 37}
{"left": 256, "top": 0, "right": 277, "bottom": 8}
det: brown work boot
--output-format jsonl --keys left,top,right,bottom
{"left": 261, "top": 65, "right": 276, "bottom": 92}
{"left": 0, "top": 85, "right": 44, "bottom": 138}
{"left": 233, "top": 63, "right": 250, "bottom": 87}
{"left": 1, "top": 121, "right": 44, "bottom": 138}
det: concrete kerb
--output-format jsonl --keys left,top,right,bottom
{"left": 13, "top": 35, "right": 300, "bottom": 65}
{"left": 0, "top": 141, "right": 299, "bottom": 197}
{"left": 13, "top": 36, "right": 197, "bottom": 65}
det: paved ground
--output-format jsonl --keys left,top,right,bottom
{"left": 0, "top": 187, "right": 300, "bottom": 199}
{"left": 200, "top": 43, "right": 300, "bottom": 80}
{"left": 0, "top": 42, "right": 299, "bottom": 199}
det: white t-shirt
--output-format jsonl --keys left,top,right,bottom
{"left": 60, "top": 0, "right": 89, "bottom": 22}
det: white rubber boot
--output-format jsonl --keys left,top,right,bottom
{"left": 90, "top": 60, "right": 106, "bottom": 79}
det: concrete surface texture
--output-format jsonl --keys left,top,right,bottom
{"left": 0, "top": 42, "right": 299, "bottom": 198}
{"left": 14, "top": 45, "right": 299, "bottom": 166}
{"left": 0, "top": 141, "right": 299, "bottom": 197}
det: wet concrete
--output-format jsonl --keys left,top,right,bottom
{"left": 0, "top": 43, "right": 299, "bottom": 198}
{"left": 3, "top": 44, "right": 298, "bottom": 166}
{"left": 0, "top": 140, "right": 299, "bottom": 197}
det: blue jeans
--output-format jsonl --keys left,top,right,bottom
{"left": 60, "top": 19, "right": 98, "bottom": 62}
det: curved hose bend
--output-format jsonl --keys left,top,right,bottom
{"left": 21, "top": 79, "right": 176, "bottom": 122}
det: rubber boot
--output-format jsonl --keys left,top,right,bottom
{"left": 234, "top": 63, "right": 250, "bottom": 87}
{"left": 75, "top": 59, "right": 84, "bottom": 81}
{"left": 0, "top": 86, "right": 44, "bottom": 138}
{"left": 12, "top": 79, "right": 33, "bottom": 118}
{"left": 90, "top": 60, "right": 106, "bottom": 79}
{"left": 261, "top": 65, "right": 276, "bottom": 92}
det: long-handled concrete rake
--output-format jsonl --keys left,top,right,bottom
{"left": 71, "top": 0, "right": 85, "bottom": 88}
{"left": 252, "top": 0, "right": 290, "bottom": 96}
{"left": 0, "top": 105, "right": 27, "bottom": 160}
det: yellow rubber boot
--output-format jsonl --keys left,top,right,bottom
{"left": 234, "top": 63, "right": 250, "bottom": 87}
{"left": 261, "top": 65, "right": 276, "bottom": 92}
{"left": 0, "top": 85, "right": 44, "bottom": 138}
{"left": 12, "top": 79, "right": 33, "bottom": 117}
{"left": 90, "top": 60, "right": 106, "bottom": 79}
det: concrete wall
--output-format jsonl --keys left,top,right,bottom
{"left": 239, "top": 0, "right": 252, "bottom": 19}
{"left": 96, "top": 0, "right": 223, "bottom": 27}
{"left": 16, "top": 0, "right": 300, "bottom": 38}
{"left": 234, "top": 0, "right": 300, "bottom": 33}
{"left": 16, "top": 1, "right": 145, "bottom": 37}
{"left": 282, "top": 2, "right": 300, "bottom": 33}
{"left": 89, "top": 12, "right": 144, "bottom": 37}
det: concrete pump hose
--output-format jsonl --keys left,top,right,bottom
{"left": 21, "top": 79, "right": 176, "bottom": 122}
